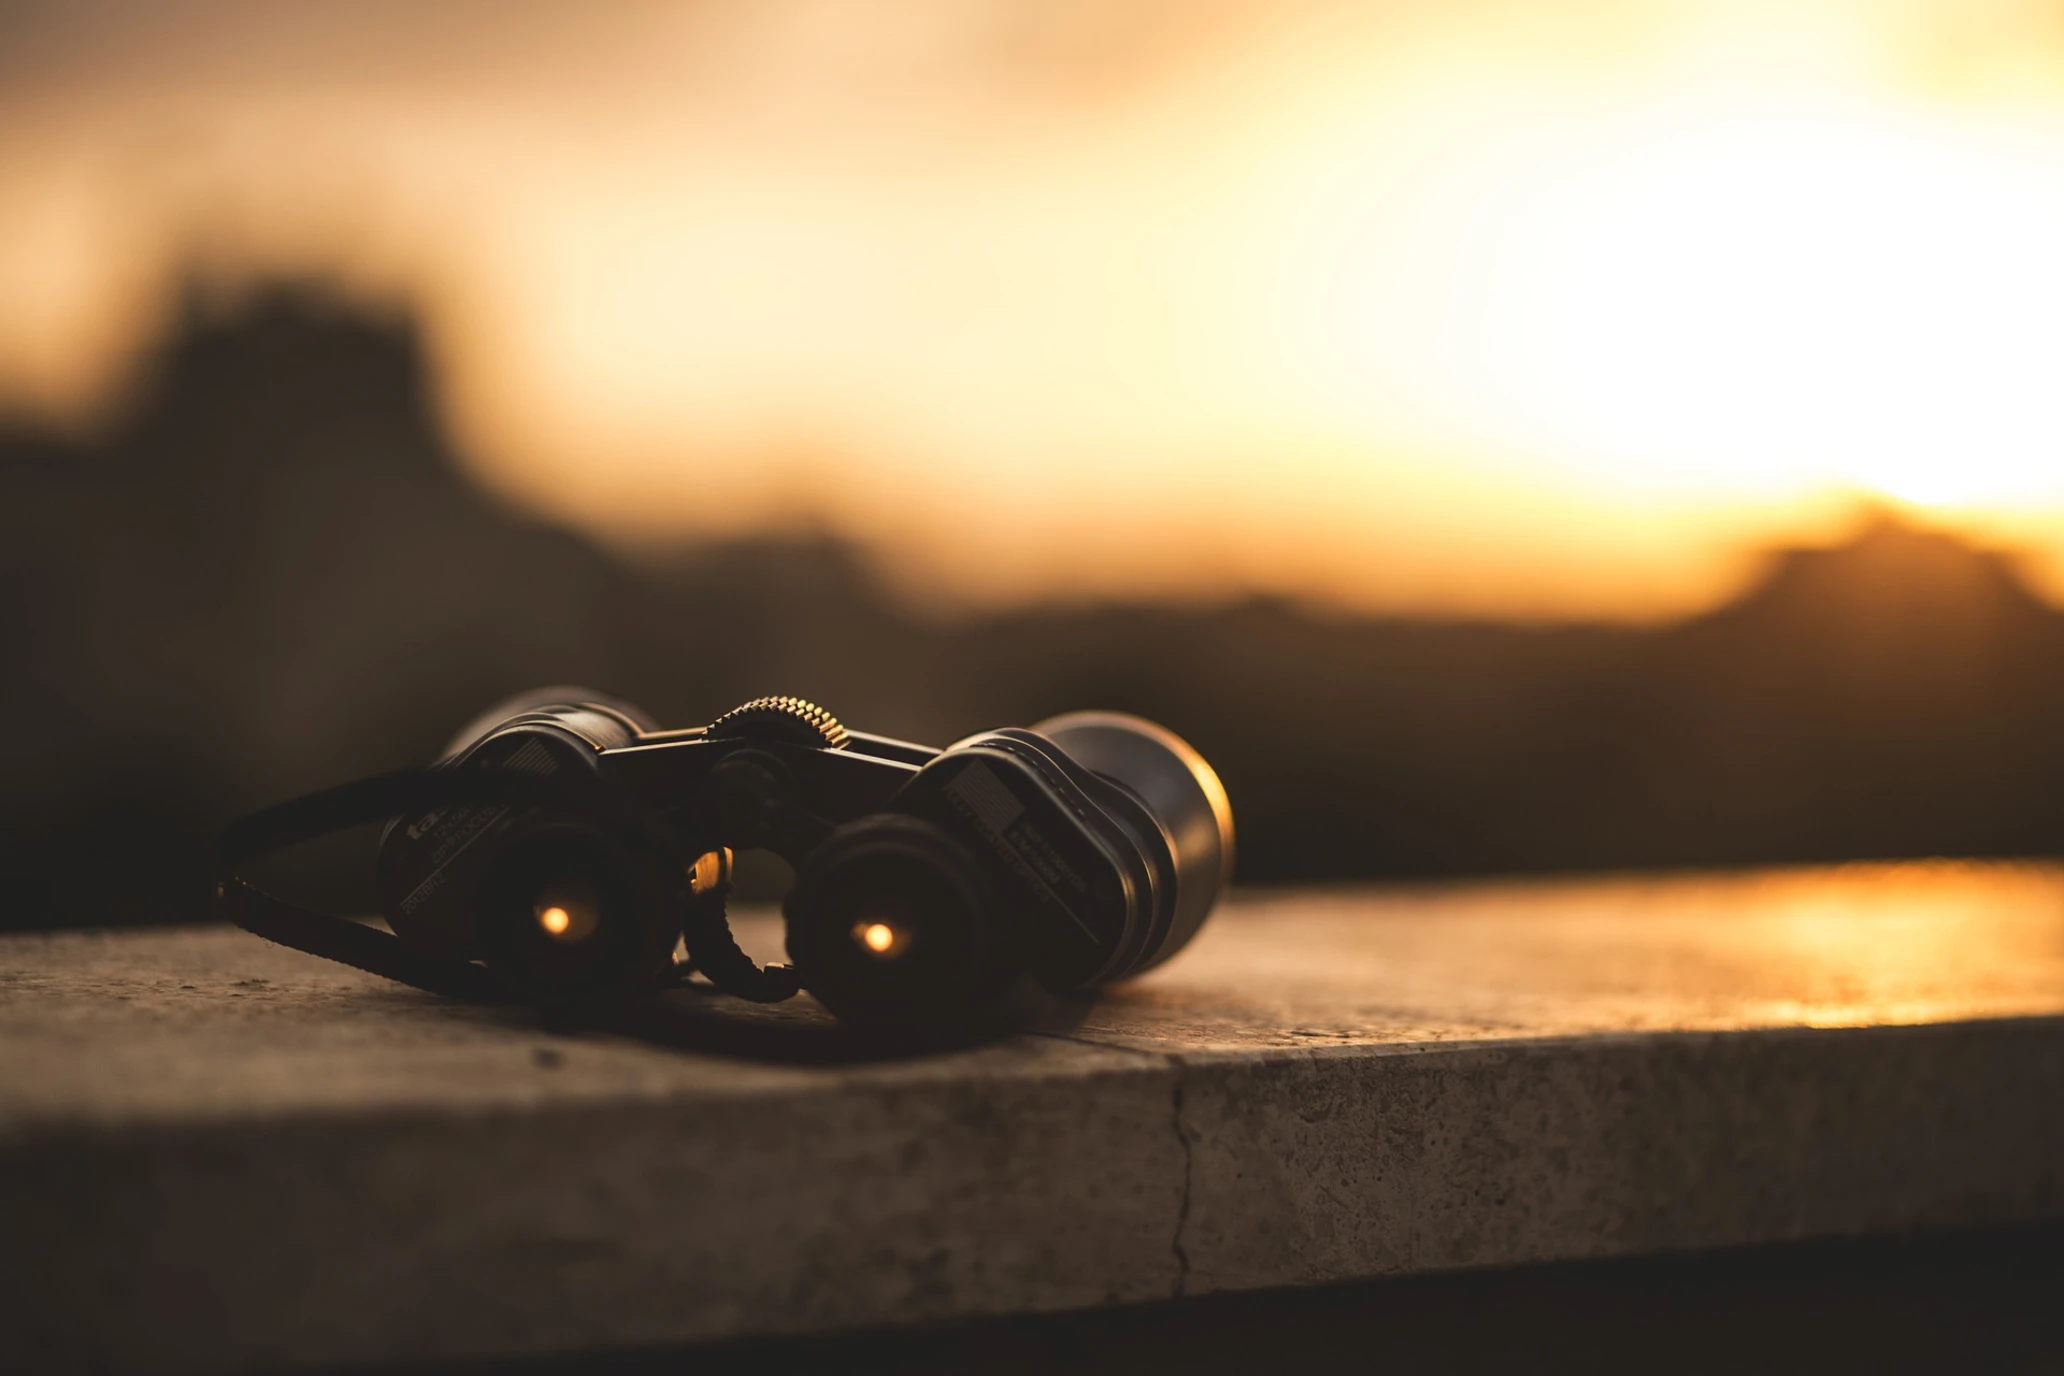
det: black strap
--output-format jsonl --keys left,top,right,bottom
{"left": 680, "top": 880, "right": 800, "bottom": 1003}
{"left": 215, "top": 763, "right": 804, "bottom": 1006}
{"left": 220, "top": 874, "right": 515, "bottom": 1001}
{"left": 215, "top": 768, "right": 529, "bottom": 1002}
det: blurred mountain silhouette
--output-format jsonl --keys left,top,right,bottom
{"left": 7, "top": 283, "right": 2064, "bottom": 930}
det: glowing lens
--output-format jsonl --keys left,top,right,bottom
{"left": 532, "top": 880, "right": 601, "bottom": 943}
{"left": 853, "top": 918, "right": 905, "bottom": 957}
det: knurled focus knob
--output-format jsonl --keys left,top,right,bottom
{"left": 705, "top": 696, "right": 849, "bottom": 750}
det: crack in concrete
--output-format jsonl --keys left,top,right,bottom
{"left": 1024, "top": 1031, "right": 1198, "bottom": 1297}
{"left": 1167, "top": 1053, "right": 1193, "bottom": 1299}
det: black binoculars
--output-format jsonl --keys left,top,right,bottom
{"left": 218, "top": 691, "right": 1233, "bottom": 1028}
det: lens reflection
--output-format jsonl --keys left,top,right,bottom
{"left": 531, "top": 878, "right": 601, "bottom": 943}
{"left": 852, "top": 911, "right": 908, "bottom": 957}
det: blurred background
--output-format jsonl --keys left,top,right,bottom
{"left": 8, "top": 0, "right": 2064, "bottom": 929}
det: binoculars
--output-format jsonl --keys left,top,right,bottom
{"left": 218, "top": 691, "right": 1233, "bottom": 1028}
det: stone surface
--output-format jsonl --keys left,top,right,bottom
{"left": 4, "top": 860, "right": 2064, "bottom": 1372}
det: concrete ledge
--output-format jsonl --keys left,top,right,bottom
{"left": 5, "top": 861, "right": 2064, "bottom": 1372}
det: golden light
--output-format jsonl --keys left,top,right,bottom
{"left": 1258, "top": 86, "right": 2064, "bottom": 519}
{"left": 855, "top": 920, "right": 901, "bottom": 957}
{"left": 1498, "top": 110, "right": 2064, "bottom": 512}
{"left": 688, "top": 849, "right": 731, "bottom": 896}
{"left": 10, "top": 2, "right": 2064, "bottom": 616}
{"left": 532, "top": 884, "right": 600, "bottom": 943}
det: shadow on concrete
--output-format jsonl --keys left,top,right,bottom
{"left": 446, "top": 1223, "right": 2064, "bottom": 1376}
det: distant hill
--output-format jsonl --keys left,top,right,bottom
{"left": 7, "top": 285, "right": 2064, "bottom": 928}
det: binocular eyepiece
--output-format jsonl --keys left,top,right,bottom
{"left": 219, "top": 692, "right": 1233, "bottom": 1029}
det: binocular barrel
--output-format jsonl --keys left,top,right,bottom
{"left": 1032, "top": 712, "right": 1234, "bottom": 972}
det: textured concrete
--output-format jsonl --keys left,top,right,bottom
{"left": 4, "top": 860, "right": 2064, "bottom": 1372}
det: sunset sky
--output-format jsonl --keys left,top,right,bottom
{"left": 5, "top": 0, "right": 2064, "bottom": 618}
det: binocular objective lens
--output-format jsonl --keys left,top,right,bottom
{"left": 474, "top": 823, "right": 673, "bottom": 998}
{"left": 785, "top": 816, "right": 1000, "bottom": 1026}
